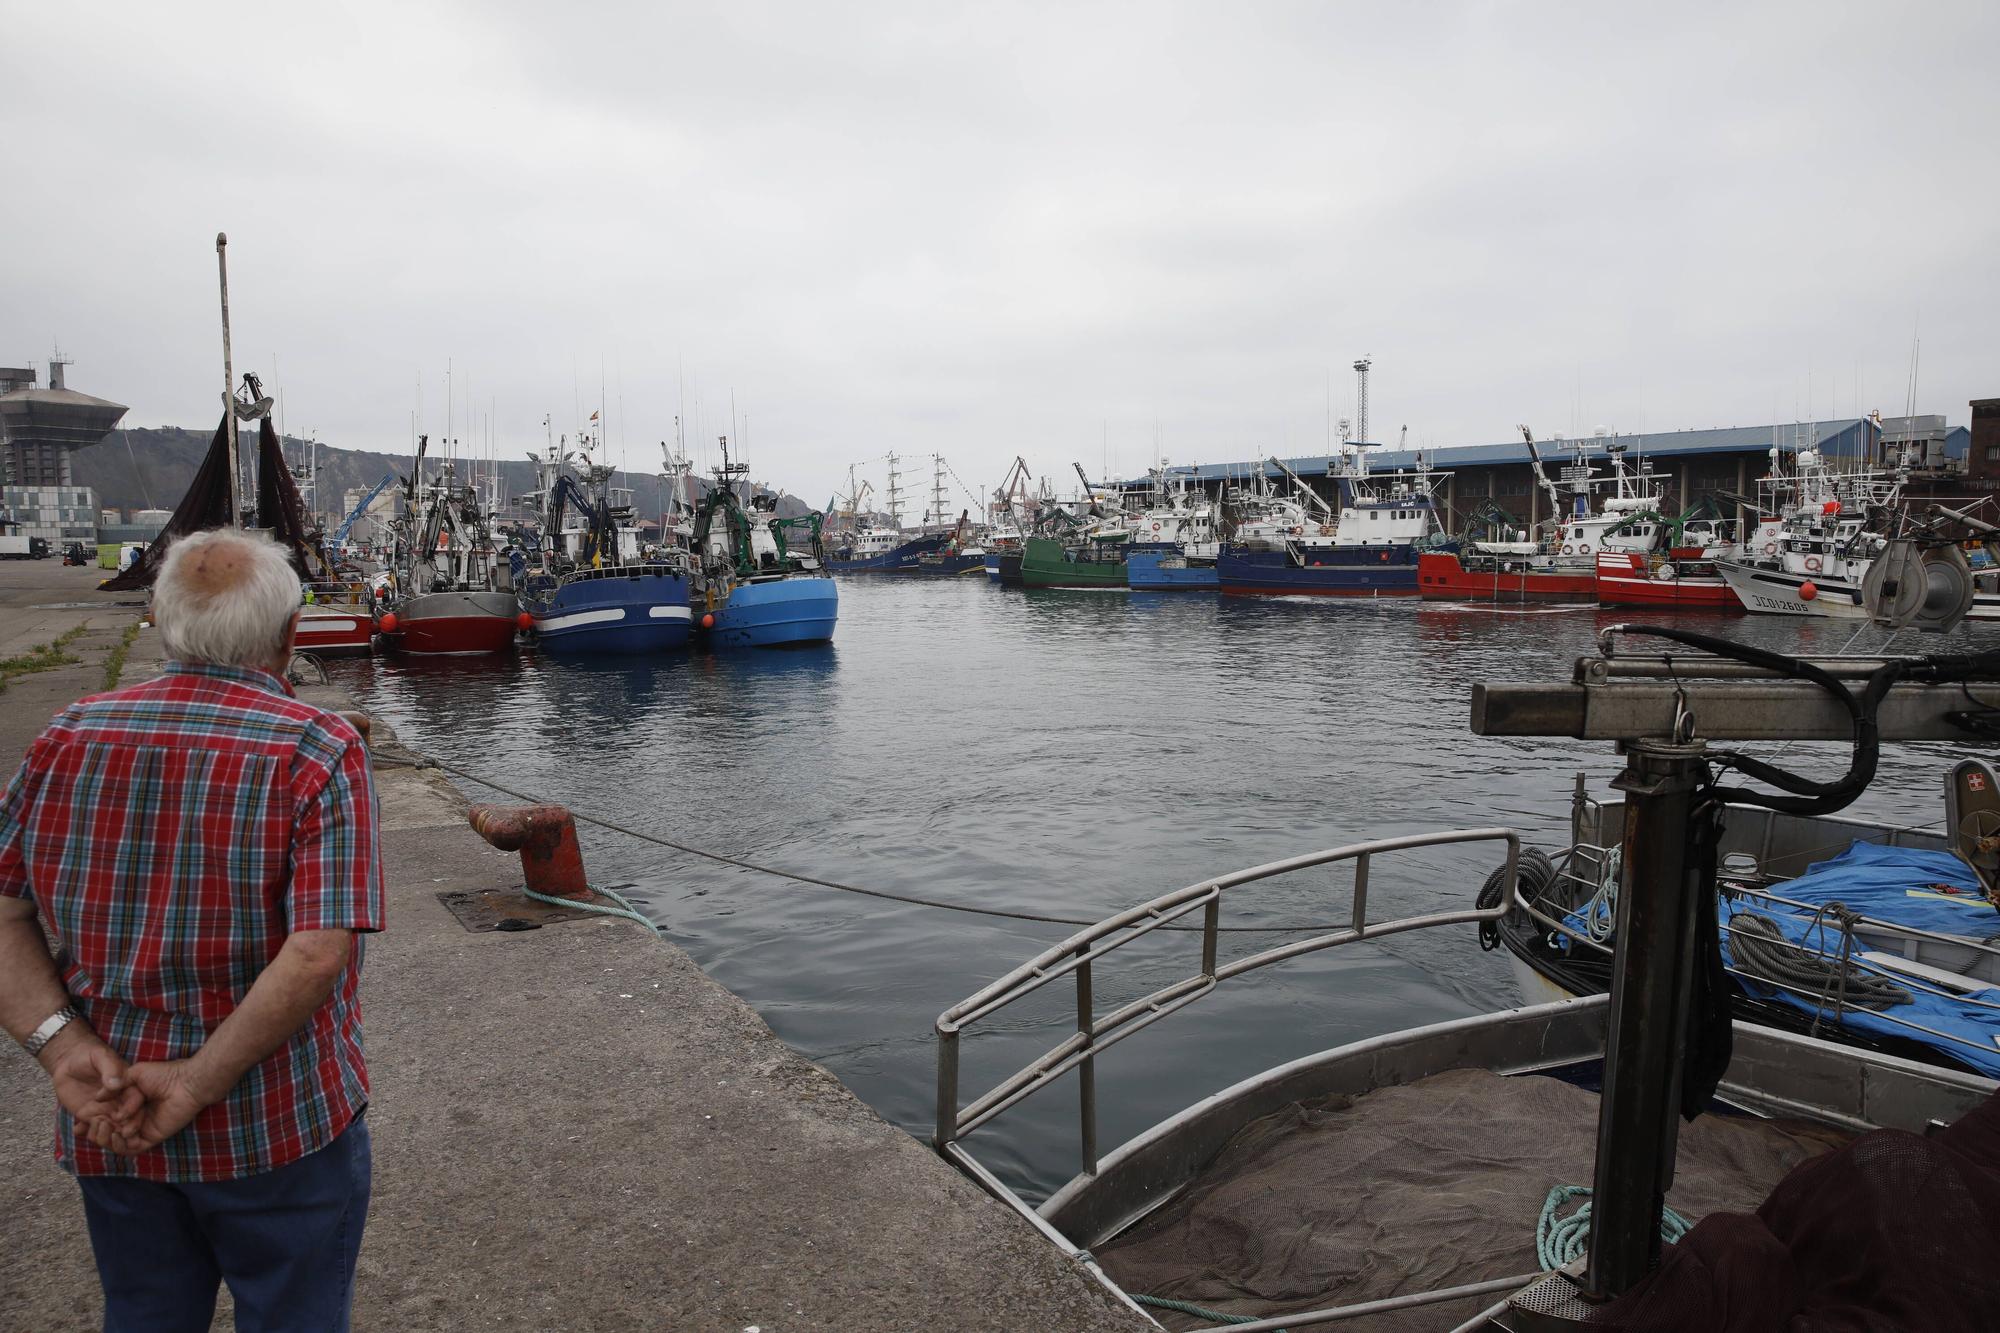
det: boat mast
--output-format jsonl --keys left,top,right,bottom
{"left": 215, "top": 233, "right": 240, "bottom": 527}
{"left": 885, "top": 452, "right": 903, "bottom": 530}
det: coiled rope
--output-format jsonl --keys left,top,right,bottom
{"left": 1725, "top": 905, "right": 1911, "bottom": 1019}
{"left": 374, "top": 744, "right": 1370, "bottom": 935}
{"left": 1476, "top": 848, "right": 1554, "bottom": 950}
{"left": 1537, "top": 1185, "right": 1690, "bottom": 1271}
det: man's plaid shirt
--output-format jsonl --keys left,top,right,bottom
{"left": 0, "top": 661, "right": 385, "bottom": 1181}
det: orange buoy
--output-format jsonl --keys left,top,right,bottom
{"left": 379, "top": 611, "right": 399, "bottom": 633}
{"left": 516, "top": 611, "right": 533, "bottom": 631}
{"left": 1799, "top": 580, "right": 1818, "bottom": 601}
{"left": 700, "top": 612, "right": 716, "bottom": 629}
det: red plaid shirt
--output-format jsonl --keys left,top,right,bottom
{"left": 0, "top": 662, "right": 385, "bottom": 1182}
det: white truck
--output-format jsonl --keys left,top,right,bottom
{"left": 0, "top": 533, "right": 52, "bottom": 560}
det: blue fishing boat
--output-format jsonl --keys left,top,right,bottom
{"left": 519, "top": 433, "right": 691, "bottom": 654}
{"left": 1126, "top": 549, "right": 1219, "bottom": 590}
{"left": 1217, "top": 452, "right": 1449, "bottom": 598}
{"left": 689, "top": 443, "right": 838, "bottom": 649}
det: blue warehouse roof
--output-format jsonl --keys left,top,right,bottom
{"left": 1133, "top": 418, "right": 1881, "bottom": 486}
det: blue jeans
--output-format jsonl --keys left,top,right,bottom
{"left": 77, "top": 1115, "right": 371, "bottom": 1333}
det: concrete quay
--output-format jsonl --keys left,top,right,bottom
{"left": 0, "top": 561, "right": 1144, "bottom": 1332}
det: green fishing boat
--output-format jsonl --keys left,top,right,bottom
{"left": 1019, "top": 535, "right": 1129, "bottom": 589}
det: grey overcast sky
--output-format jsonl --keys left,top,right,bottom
{"left": 5, "top": 2, "right": 1995, "bottom": 508}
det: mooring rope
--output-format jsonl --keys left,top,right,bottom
{"left": 374, "top": 742, "right": 1377, "bottom": 934}
{"left": 522, "top": 884, "right": 661, "bottom": 937}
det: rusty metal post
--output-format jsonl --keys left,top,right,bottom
{"left": 467, "top": 803, "right": 594, "bottom": 901}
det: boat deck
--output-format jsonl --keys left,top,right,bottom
{"left": 1093, "top": 1067, "right": 1846, "bottom": 1332}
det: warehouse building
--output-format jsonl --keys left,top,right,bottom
{"left": 1138, "top": 414, "right": 1979, "bottom": 534}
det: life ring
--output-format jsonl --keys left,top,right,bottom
{"left": 1319, "top": 525, "right": 1333, "bottom": 536}
{"left": 1579, "top": 544, "right": 1592, "bottom": 555}
{"left": 1151, "top": 522, "right": 1161, "bottom": 532}
{"left": 1763, "top": 542, "right": 1777, "bottom": 556}
{"left": 1562, "top": 544, "right": 1573, "bottom": 556}
{"left": 1804, "top": 555, "right": 1822, "bottom": 573}
{"left": 1290, "top": 526, "right": 1303, "bottom": 536}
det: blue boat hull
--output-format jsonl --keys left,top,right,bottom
{"left": 984, "top": 552, "right": 1003, "bottom": 582}
{"left": 1216, "top": 545, "right": 1421, "bottom": 597}
{"left": 908, "top": 552, "right": 987, "bottom": 577}
{"left": 1127, "top": 551, "right": 1219, "bottom": 590}
{"left": 529, "top": 570, "right": 692, "bottom": 653}
{"left": 703, "top": 577, "right": 839, "bottom": 648}
{"left": 827, "top": 533, "right": 948, "bottom": 573}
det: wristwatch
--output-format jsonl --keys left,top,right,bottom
{"left": 23, "top": 1005, "right": 80, "bottom": 1057}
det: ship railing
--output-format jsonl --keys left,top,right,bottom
{"left": 1512, "top": 858, "right": 2000, "bottom": 1064}
{"left": 933, "top": 828, "right": 1522, "bottom": 1176}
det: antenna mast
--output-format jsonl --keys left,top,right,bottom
{"left": 1353, "top": 356, "right": 1373, "bottom": 447}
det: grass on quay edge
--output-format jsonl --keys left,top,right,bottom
{"left": 0, "top": 623, "right": 89, "bottom": 695}
{"left": 101, "top": 621, "right": 142, "bottom": 692}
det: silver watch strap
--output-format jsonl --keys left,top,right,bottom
{"left": 23, "top": 1004, "right": 80, "bottom": 1057}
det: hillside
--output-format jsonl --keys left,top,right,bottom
{"left": 71, "top": 427, "right": 811, "bottom": 521}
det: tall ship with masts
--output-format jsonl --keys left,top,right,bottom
{"left": 517, "top": 423, "right": 693, "bottom": 654}
{"left": 825, "top": 451, "right": 948, "bottom": 573}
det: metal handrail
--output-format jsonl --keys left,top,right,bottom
{"left": 934, "top": 828, "right": 1521, "bottom": 1178}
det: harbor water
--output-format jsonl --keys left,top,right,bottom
{"left": 329, "top": 583, "right": 1976, "bottom": 1199}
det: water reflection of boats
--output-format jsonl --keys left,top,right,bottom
{"left": 934, "top": 626, "right": 2000, "bottom": 1330}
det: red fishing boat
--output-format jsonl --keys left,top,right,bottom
{"left": 1418, "top": 550, "right": 1598, "bottom": 601}
{"left": 1420, "top": 431, "right": 1669, "bottom": 603}
{"left": 377, "top": 445, "right": 521, "bottom": 655}
{"left": 1594, "top": 549, "right": 1742, "bottom": 609}
{"left": 295, "top": 582, "right": 379, "bottom": 655}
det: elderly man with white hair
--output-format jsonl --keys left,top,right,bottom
{"left": 0, "top": 528, "right": 384, "bottom": 1332}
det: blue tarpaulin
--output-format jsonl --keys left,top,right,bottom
{"left": 1750, "top": 841, "right": 1999, "bottom": 939}
{"left": 1721, "top": 842, "right": 2000, "bottom": 1078}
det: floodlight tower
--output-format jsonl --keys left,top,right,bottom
{"left": 1352, "top": 356, "right": 1373, "bottom": 447}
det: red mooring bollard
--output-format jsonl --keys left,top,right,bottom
{"left": 467, "top": 804, "right": 593, "bottom": 901}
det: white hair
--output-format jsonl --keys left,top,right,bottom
{"left": 154, "top": 529, "right": 303, "bottom": 668}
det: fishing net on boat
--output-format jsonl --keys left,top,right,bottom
{"left": 1604, "top": 1084, "right": 2000, "bottom": 1333}
{"left": 1091, "top": 1067, "right": 1846, "bottom": 1332}
{"left": 102, "top": 413, "right": 332, "bottom": 591}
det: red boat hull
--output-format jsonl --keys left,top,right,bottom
{"left": 385, "top": 614, "right": 519, "bottom": 655}
{"left": 294, "top": 608, "right": 376, "bottom": 655}
{"left": 1594, "top": 553, "right": 1742, "bottom": 609}
{"left": 1417, "top": 552, "right": 1595, "bottom": 601}
{"left": 382, "top": 590, "right": 520, "bottom": 655}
